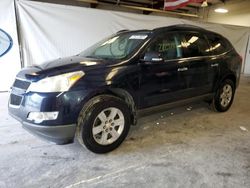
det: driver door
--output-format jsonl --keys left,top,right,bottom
{"left": 139, "top": 32, "right": 189, "bottom": 108}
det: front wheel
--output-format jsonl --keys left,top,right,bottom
{"left": 210, "top": 79, "right": 235, "bottom": 112}
{"left": 76, "top": 95, "right": 131, "bottom": 153}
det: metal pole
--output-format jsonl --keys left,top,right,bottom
{"left": 14, "top": 0, "right": 24, "bottom": 68}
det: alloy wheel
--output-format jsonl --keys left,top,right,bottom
{"left": 220, "top": 84, "right": 233, "bottom": 107}
{"left": 92, "top": 107, "right": 125, "bottom": 145}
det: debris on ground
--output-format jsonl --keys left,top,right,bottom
{"left": 143, "top": 126, "right": 149, "bottom": 130}
{"left": 239, "top": 126, "right": 248, "bottom": 132}
{"left": 129, "top": 137, "right": 136, "bottom": 141}
{"left": 156, "top": 122, "right": 160, "bottom": 125}
{"left": 186, "top": 106, "right": 192, "bottom": 111}
{"left": 170, "top": 112, "right": 174, "bottom": 115}
{"left": 197, "top": 124, "right": 205, "bottom": 129}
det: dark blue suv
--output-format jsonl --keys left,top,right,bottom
{"left": 9, "top": 25, "right": 242, "bottom": 153}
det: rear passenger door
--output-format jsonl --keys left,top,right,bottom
{"left": 206, "top": 33, "right": 227, "bottom": 89}
{"left": 179, "top": 32, "right": 213, "bottom": 97}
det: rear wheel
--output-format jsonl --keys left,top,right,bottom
{"left": 76, "top": 95, "right": 131, "bottom": 153}
{"left": 210, "top": 79, "right": 235, "bottom": 112}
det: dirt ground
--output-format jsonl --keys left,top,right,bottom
{"left": 0, "top": 77, "right": 249, "bottom": 188}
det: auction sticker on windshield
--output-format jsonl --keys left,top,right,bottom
{"left": 129, "top": 35, "right": 148, "bottom": 40}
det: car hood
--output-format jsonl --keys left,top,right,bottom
{"left": 17, "top": 56, "right": 119, "bottom": 81}
{"left": 38, "top": 56, "right": 114, "bottom": 70}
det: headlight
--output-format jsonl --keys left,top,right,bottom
{"left": 27, "top": 71, "right": 85, "bottom": 93}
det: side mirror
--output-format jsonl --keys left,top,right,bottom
{"left": 142, "top": 51, "right": 163, "bottom": 63}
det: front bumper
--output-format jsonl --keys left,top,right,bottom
{"left": 23, "top": 121, "right": 76, "bottom": 144}
{"left": 8, "top": 90, "right": 91, "bottom": 144}
{"left": 10, "top": 112, "right": 76, "bottom": 144}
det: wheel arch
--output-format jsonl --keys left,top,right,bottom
{"left": 215, "top": 73, "right": 237, "bottom": 92}
{"left": 221, "top": 74, "right": 236, "bottom": 88}
{"left": 78, "top": 87, "right": 138, "bottom": 126}
{"left": 105, "top": 88, "right": 137, "bottom": 125}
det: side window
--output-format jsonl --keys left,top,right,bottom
{"left": 146, "top": 34, "right": 182, "bottom": 60}
{"left": 206, "top": 34, "right": 231, "bottom": 55}
{"left": 179, "top": 32, "right": 210, "bottom": 58}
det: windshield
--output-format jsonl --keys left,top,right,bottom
{"left": 79, "top": 32, "right": 149, "bottom": 60}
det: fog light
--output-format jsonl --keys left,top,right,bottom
{"left": 27, "top": 112, "right": 59, "bottom": 123}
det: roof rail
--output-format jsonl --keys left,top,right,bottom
{"left": 116, "top": 29, "right": 130, "bottom": 34}
{"left": 153, "top": 24, "right": 205, "bottom": 32}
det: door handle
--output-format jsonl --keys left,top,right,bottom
{"left": 211, "top": 63, "right": 218, "bottom": 67}
{"left": 177, "top": 67, "right": 188, "bottom": 72}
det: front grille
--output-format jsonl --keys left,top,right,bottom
{"left": 13, "top": 79, "right": 31, "bottom": 90}
{"left": 10, "top": 94, "right": 22, "bottom": 106}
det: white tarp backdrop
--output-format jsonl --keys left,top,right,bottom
{"left": 244, "top": 37, "right": 250, "bottom": 74}
{"left": 0, "top": 0, "right": 21, "bottom": 91}
{"left": 17, "top": 0, "right": 250, "bottom": 72}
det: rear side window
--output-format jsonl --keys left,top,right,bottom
{"left": 206, "top": 33, "right": 232, "bottom": 55}
{"left": 179, "top": 32, "right": 210, "bottom": 58}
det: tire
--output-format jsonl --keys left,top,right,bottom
{"left": 76, "top": 95, "right": 131, "bottom": 153}
{"left": 210, "top": 79, "right": 235, "bottom": 112}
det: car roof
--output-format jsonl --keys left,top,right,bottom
{"left": 118, "top": 24, "right": 212, "bottom": 35}
{"left": 117, "top": 24, "right": 225, "bottom": 40}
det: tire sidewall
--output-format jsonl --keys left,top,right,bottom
{"left": 79, "top": 97, "right": 131, "bottom": 153}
